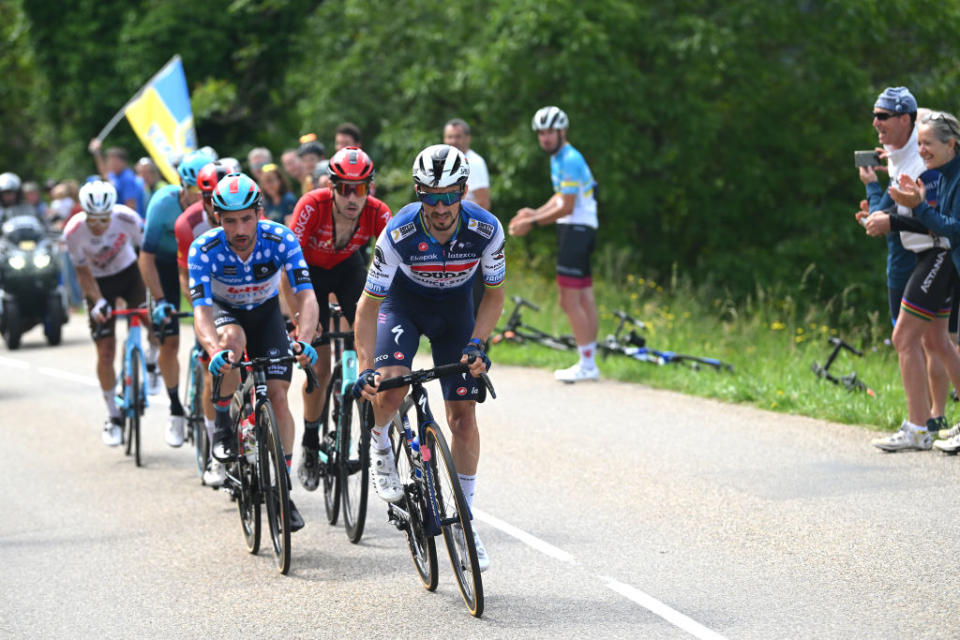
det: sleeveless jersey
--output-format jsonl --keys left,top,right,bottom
{"left": 63, "top": 205, "right": 142, "bottom": 278}
{"left": 175, "top": 201, "right": 210, "bottom": 268}
{"left": 187, "top": 220, "right": 313, "bottom": 310}
{"left": 363, "top": 201, "right": 505, "bottom": 301}
{"left": 290, "top": 188, "right": 391, "bottom": 268}
{"left": 551, "top": 143, "right": 598, "bottom": 228}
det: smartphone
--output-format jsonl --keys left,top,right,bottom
{"left": 854, "top": 150, "right": 882, "bottom": 168}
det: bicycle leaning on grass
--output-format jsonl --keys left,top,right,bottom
{"left": 490, "top": 295, "right": 577, "bottom": 352}
{"left": 601, "top": 310, "right": 734, "bottom": 372}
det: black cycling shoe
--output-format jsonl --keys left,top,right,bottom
{"left": 289, "top": 500, "right": 305, "bottom": 532}
{"left": 297, "top": 445, "right": 321, "bottom": 492}
{"left": 211, "top": 424, "right": 236, "bottom": 462}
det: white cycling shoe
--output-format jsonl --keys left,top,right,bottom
{"left": 554, "top": 363, "right": 600, "bottom": 383}
{"left": 146, "top": 368, "right": 163, "bottom": 396}
{"left": 102, "top": 418, "right": 123, "bottom": 447}
{"left": 202, "top": 459, "right": 226, "bottom": 487}
{"left": 165, "top": 415, "right": 185, "bottom": 447}
{"left": 370, "top": 447, "right": 404, "bottom": 502}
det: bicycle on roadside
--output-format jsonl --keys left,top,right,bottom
{"left": 490, "top": 295, "right": 577, "bottom": 352}
{"left": 601, "top": 310, "right": 734, "bottom": 372}
{"left": 309, "top": 302, "right": 371, "bottom": 543}
{"left": 213, "top": 351, "right": 319, "bottom": 575}
{"left": 371, "top": 361, "right": 496, "bottom": 618}
{"left": 108, "top": 307, "right": 150, "bottom": 467}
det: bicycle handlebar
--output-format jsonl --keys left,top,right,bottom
{"left": 211, "top": 350, "right": 322, "bottom": 400}
{"left": 366, "top": 361, "right": 497, "bottom": 401}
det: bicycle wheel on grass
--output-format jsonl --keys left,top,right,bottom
{"left": 391, "top": 399, "right": 437, "bottom": 591}
{"left": 321, "top": 363, "right": 341, "bottom": 525}
{"left": 340, "top": 396, "right": 370, "bottom": 543}
{"left": 426, "top": 423, "right": 483, "bottom": 617}
{"left": 259, "top": 402, "right": 291, "bottom": 574}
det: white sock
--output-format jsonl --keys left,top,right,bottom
{"left": 578, "top": 342, "right": 597, "bottom": 369}
{"left": 205, "top": 418, "right": 215, "bottom": 455}
{"left": 458, "top": 473, "right": 476, "bottom": 510}
{"left": 103, "top": 389, "right": 120, "bottom": 419}
{"left": 371, "top": 422, "right": 391, "bottom": 450}
{"left": 146, "top": 342, "right": 159, "bottom": 367}
{"left": 906, "top": 420, "right": 928, "bottom": 432}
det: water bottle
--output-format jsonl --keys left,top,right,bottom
{"left": 341, "top": 349, "right": 358, "bottom": 395}
{"left": 240, "top": 418, "right": 256, "bottom": 462}
{"left": 405, "top": 424, "right": 423, "bottom": 479}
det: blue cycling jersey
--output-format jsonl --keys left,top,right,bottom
{"left": 187, "top": 220, "right": 313, "bottom": 310}
{"left": 143, "top": 184, "right": 183, "bottom": 259}
{"left": 551, "top": 143, "right": 598, "bottom": 228}
{"left": 364, "top": 201, "right": 505, "bottom": 301}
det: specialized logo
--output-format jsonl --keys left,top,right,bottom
{"left": 391, "top": 324, "right": 404, "bottom": 344}
{"left": 394, "top": 351, "right": 405, "bottom": 360}
{"left": 467, "top": 218, "right": 494, "bottom": 238}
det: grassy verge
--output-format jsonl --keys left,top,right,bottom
{"left": 490, "top": 263, "right": 910, "bottom": 433}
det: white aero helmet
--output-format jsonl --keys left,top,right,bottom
{"left": 0, "top": 172, "right": 22, "bottom": 192}
{"left": 532, "top": 106, "right": 569, "bottom": 131}
{"left": 412, "top": 144, "right": 469, "bottom": 188}
{"left": 79, "top": 179, "right": 117, "bottom": 215}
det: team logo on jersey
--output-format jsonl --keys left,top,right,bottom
{"left": 418, "top": 242, "right": 428, "bottom": 252}
{"left": 390, "top": 222, "right": 417, "bottom": 242}
{"left": 262, "top": 231, "right": 283, "bottom": 243}
{"left": 467, "top": 218, "right": 494, "bottom": 238}
{"left": 222, "top": 265, "right": 238, "bottom": 276}
{"left": 456, "top": 386, "right": 467, "bottom": 396}
{"left": 492, "top": 240, "right": 505, "bottom": 260}
{"left": 293, "top": 268, "right": 310, "bottom": 285}
{"left": 378, "top": 312, "right": 387, "bottom": 324}
{"left": 394, "top": 351, "right": 405, "bottom": 361}
{"left": 253, "top": 262, "right": 278, "bottom": 279}
{"left": 373, "top": 246, "right": 386, "bottom": 269}
{"left": 200, "top": 236, "right": 222, "bottom": 252}
{"left": 189, "top": 284, "right": 204, "bottom": 301}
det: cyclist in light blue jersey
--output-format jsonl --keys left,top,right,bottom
{"left": 509, "top": 106, "right": 600, "bottom": 382}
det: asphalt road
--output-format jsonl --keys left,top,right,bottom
{"left": 3, "top": 315, "right": 960, "bottom": 639}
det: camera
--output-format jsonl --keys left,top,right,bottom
{"left": 854, "top": 150, "right": 882, "bottom": 168}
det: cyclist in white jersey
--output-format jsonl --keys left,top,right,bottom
{"left": 63, "top": 180, "right": 148, "bottom": 445}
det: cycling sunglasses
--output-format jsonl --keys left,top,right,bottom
{"left": 872, "top": 111, "right": 903, "bottom": 121}
{"left": 334, "top": 182, "right": 369, "bottom": 198}
{"left": 417, "top": 188, "right": 463, "bottom": 206}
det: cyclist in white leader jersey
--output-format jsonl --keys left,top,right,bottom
{"left": 63, "top": 180, "right": 147, "bottom": 446}
{"left": 509, "top": 106, "right": 601, "bottom": 383}
{"left": 353, "top": 144, "right": 506, "bottom": 572}
{"left": 188, "top": 172, "right": 319, "bottom": 532}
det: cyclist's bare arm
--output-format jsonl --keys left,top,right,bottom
{"left": 354, "top": 294, "right": 380, "bottom": 375}
{"left": 137, "top": 250, "right": 165, "bottom": 301}
{"left": 473, "top": 285, "right": 505, "bottom": 345}
{"left": 178, "top": 265, "right": 189, "bottom": 302}
{"left": 75, "top": 264, "right": 103, "bottom": 302}
{"left": 292, "top": 287, "right": 319, "bottom": 346}
{"left": 193, "top": 306, "right": 222, "bottom": 358}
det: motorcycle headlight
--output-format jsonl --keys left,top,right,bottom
{"left": 8, "top": 255, "right": 26, "bottom": 270}
{"left": 33, "top": 253, "right": 51, "bottom": 269}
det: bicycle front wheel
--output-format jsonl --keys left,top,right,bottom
{"left": 188, "top": 359, "right": 207, "bottom": 478}
{"left": 321, "top": 364, "right": 341, "bottom": 525}
{"left": 391, "top": 398, "right": 437, "bottom": 591}
{"left": 259, "top": 402, "right": 291, "bottom": 574}
{"left": 128, "top": 349, "right": 142, "bottom": 467}
{"left": 340, "top": 396, "right": 370, "bottom": 544}
{"left": 426, "top": 423, "right": 483, "bottom": 617}
{"left": 235, "top": 456, "right": 261, "bottom": 554}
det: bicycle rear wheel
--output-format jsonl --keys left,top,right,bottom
{"left": 426, "top": 423, "right": 483, "bottom": 617}
{"left": 340, "top": 396, "right": 370, "bottom": 543}
{"left": 129, "top": 349, "right": 142, "bottom": 467}
{"left": 188, "top": 358, "right": 208, "bottom": 478}
{"left": 321, "top": 364, "right": 341, "bottom": 525}
{"left": 391, "top": 398, "right": 437, "bottom": 591}
{"left": 259, "top": 402, "right": 291, "bottom": 574}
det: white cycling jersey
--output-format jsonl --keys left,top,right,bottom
{"left": 63, "top": 205, "right": 142, "bottom": 278}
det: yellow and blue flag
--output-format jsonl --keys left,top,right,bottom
{"left": 123, "top": 55, "right": 197, "bottom": 185}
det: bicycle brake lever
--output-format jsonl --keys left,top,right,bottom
{"left": 479, "top": 371, "right": 496, "bottom": 400}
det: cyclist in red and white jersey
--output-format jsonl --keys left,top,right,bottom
{"left": 63, "top": 180, "right": 147, "bottom": 446}
{"left": 287, "top": 146, "right": 392, "bottom": 491}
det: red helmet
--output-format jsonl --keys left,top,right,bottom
{"left": 328, "top": 146, "right": 374, "bottom": 182}
{"left": 196, "top": 161, "right": 233, "bottom": 194}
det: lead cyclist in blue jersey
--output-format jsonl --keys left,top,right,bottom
{"left": 353, "top": 144, "right": 506, "bottom": 571}
{"left": 188, "top": 172, "right": 319, "bottom": 531}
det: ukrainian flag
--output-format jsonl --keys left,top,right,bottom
{"left": 124, "top": 55, "right": 197, "bottom": 185}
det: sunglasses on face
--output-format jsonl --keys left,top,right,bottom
{"left": 416, "top": 188, "right": 463, "bottom": 206}
{"left": 873, "top": 112, "right": 902, "bottom": 121}
{"left": 333, "top": 182, "right": 369, "bottom": 197}
{"left": 86, "top": 214, "right": 110, "bottom": 223}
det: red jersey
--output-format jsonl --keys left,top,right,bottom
{"left": 175, "top": 201, "right": 209, "bottom": 268}
{"left": 290, "top": 188, "right": 391, "bottom": 268}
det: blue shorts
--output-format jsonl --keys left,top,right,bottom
{"left": 374, "top": 288, "right": 479, "bottom": 401}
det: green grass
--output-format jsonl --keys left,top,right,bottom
{"left": 490, "top": 264, "right": 909, "bottom": 433}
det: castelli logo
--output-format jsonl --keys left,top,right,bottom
{"left": 456, "top": 386, "right": 467, "bottom": 396}
{"left": 394, "top": 351, "right": 405, "bottom": 360}
{"left": 418, "top": 242, "right": 428, "bottom": 252}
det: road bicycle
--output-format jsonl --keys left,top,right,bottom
{"left": 310, "top": 302, "right": 370, "bottom": 543}
{"left": 601, "top": 310, "right": 734, "bottom": 372}
{"left": 108, "top": 308, "right": 150, "bottom": 467}
{"left": 214, "top": 350, "right": 319, "bottom": 575}
{"left": 373, "top": 361, "right": 496, "bottom": 617}
{"left": 490, "top": 295, "right": 577, "bottom": 352}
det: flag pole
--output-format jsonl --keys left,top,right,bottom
{"left": 94, "top": 55, "right": 183, "bottom": 141}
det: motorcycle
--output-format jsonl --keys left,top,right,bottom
{"left": 0, "top": 210, "right": 68, "bottom": 349}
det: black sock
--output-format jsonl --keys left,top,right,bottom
{"left": 167, "top": 387, "right": 184, "bottom": 416}
{"left": 214, "top": 406, "right": 232, "bottom": 434}
{"left": 302, "top": 418, "right": 321, "bottom": 448}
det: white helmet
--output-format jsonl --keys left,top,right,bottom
{"left": 532, "top": 106, "right": 569, "bottom": 131}
{"left": 0, "top": 172, "right": 22, "bottom": 192}
{"left": 79, "top": 179, "right": 117, "bottom": 215}
{"left": 412, "top": 144, "right": 469, "bottom": 188}
{"left": 218, "top": 157, "right": 242, "bottom": 173}
{"left": 198, "top": 145, "right": 219, "bottom": 160}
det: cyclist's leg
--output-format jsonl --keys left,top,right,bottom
{"left": 155, "top": 259, "right": 183, "bottom": 409}
{"left": 209, "top": 305, "right": 246, "bottom": 460}
{"left": 245, "top": 298, "right": 295, "bottom": 465}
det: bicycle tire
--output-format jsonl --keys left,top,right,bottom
{"left": 391, "top": 398, "right": 437, "bottom": 591}
{"left": 260, "top": 401, "right": 291, "bottom": 574}
{"left": 426, "top": 423, "right": 483, "bottom": 617}
{"left": 129, "top": 349, "right": 142, "bottom": 467}
{"left": 340, "top": 396, "right": 370, "bottom": 544}
{"left": 236, "top": 456, "right": 261, "bottom": 554}
{"left": 188, "top": 358, "right": 207, "bottom": 478}
{"left": 321, "top": 364, "right": 341, "bottom": 525}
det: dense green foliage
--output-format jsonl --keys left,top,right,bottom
{"left": 7, "top": 0, "right": 960, "bottom": 315}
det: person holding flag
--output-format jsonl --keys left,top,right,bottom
{"left": 87, "top": 141, "right": 146, "bottom": 216}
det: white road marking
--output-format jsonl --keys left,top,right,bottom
{"left": 35, "top": 366, "right": 100, "bottom": 387}
{"left": 474, "top": 507, "right": 728, "bottom": 639}
{"left": 0, "top": 356, "right": 30, "bottom": 369}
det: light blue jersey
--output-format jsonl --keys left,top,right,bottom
{"left": 143, "top": 184, "right": 183, "bottom": 259}
{"left": 551, "top": 143, "right": 598, "bottom": 228}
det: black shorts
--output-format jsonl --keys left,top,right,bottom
{"left": 556, "top": 224, "right": 596, "bottom": 288}
{"left": 900, "top": 248, "right": 957, "bottom": 322}
{"left": 212, "top": 296, "right": 292, "bottom": 381}
{"left": 88, "top": 262, "right": 146, "bottom": 340}
{"left": 155, "top": 257, "right": 181, "bottom": 338}
{"left": 308, "top": 252, "right": 366, "bottom": 345}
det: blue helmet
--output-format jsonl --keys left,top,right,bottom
{"left": 212, "top": 172, "right": 261, "bottom": 212}
{"left": 178, "top": 150, "right": 216, "bottom": 187}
